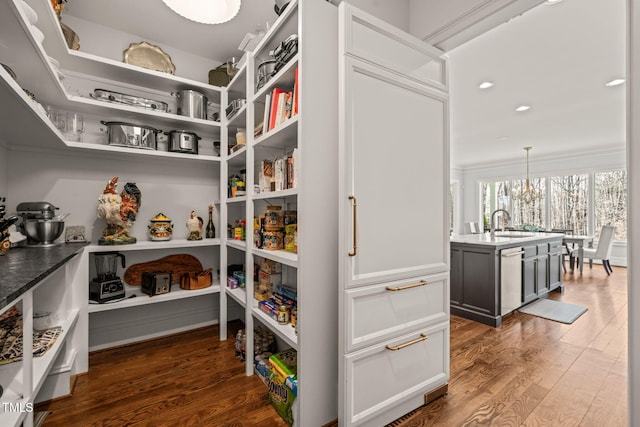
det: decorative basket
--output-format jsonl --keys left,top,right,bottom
{"left": 180, "top": 268, "right": 213, "bottom": 290}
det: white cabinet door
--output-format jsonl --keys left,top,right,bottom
{"left": 344, "top": 272, "right": 448, "bottom": 352}
{"left": 339, "top": 57, "right": 449, "bottom": 288}
{"left": 343, "top": 322, "right": 449, "bottom": 427}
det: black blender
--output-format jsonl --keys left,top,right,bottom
{"left": 89, "top": 252, "right": 126, "bottom": 303}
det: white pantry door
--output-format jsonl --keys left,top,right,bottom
{"left": 338, "top": 4, "right": 451, "bottom": 425}
{"left": 338, "top": 7, "right": 450, "bottom": 290}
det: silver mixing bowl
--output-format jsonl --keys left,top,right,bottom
{"left": 24, "top": 220, "right": 64, "bottom": 245}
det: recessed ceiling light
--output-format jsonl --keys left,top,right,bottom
{"left": 496, "top": 136, "right": 509, "bottom": 141}
{"left": 515, "top": 105, "right": 531, "bottom": 112}
{"left": 545, "top": 0, "right": 563, "bottom": 5}
{"left": 478, "top": 81, "right": 494, "bottom": 89}
{"left": 605, "top": 78, "right": 625, "bottom": 87}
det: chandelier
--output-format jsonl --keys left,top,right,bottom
{"left": 161, "top": 0, "right": 241, "bottom": 25}
{"left": 517, "top": 146, "right": 540, "bottom": 204}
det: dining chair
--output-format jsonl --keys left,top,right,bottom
{"left": 571, "top": 225, "right": 616, "bottom": 275}
{"left": 465, "top": 221, "right": 481, "bottom": 234}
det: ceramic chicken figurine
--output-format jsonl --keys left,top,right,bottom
{"left": 97, "top": 176, "right": 142, "bottom": 245}
{"left": 186, "top": 210, "right": 203, "bottom": 240}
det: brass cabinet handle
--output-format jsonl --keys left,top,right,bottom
{"left": 348, "top": 195, "right": 357, "bottom": 257}
{"left": 386, "top": 333, "right": 428, "bottom": 351}
{"left": 386, "top": 280, "right": 427, "bottom": 291}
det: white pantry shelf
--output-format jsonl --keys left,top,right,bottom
{"left": 252, "top": 306, "right": 298, "bottom": 349}
{"left": 88, "top": 284, "right": 221, "bottom": 313}
{"left": 226, "top": 240, "right": 247, "bottom": 252}
{"left": 84, "top": 239, "right": 221, "bottom": 253}
{"left": 226, "top": 287, "right": 247, "bottom": 307}
{"left": 252, "top": 248, "right": 298, "bottom": 268}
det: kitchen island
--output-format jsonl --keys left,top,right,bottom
{"left": 450, "top": 232, "right": 564, "bottom": 327}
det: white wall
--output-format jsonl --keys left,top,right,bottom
{"left": 6, "top": 147, "right": 220, "bottom": 243}
{"left": 62, "top": 15, "right": 221, "bottom": 83}
{"left": 455, "top": 147, "right": 628, "bottom": 264}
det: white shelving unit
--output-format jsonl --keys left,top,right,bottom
{"left": 2, "top": 0, "right": 340, "bottom": 425}
{"left": 0, "top": 250, "right": 83, "bottom": 427}
{"left": 1, "top": 1, "right": 224, "bottom": 418}
{"left": 3, "top": 0, "right": 224, "bottom": 163}
{"left": 220, "top": 1, "right": 340, "bottom": 425}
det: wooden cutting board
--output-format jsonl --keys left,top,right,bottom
{"left": 124, "top": 254, "right": 203, "bottom": 286}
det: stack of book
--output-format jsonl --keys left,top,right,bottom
{"left": 258, "top": 148, "right": 298, "bottom": 193}
{"left": 261, "top": 67, "right": 299, "bottom": 135}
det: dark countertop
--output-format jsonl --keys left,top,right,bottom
{"left": 0, "top": 243, "right": 88, "bottom": 312}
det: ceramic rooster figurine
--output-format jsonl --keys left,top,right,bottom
{"left": 97, "top": 176, "right": 142, "bottom": 245}
{"left": 186, "top": 210, "right": 203, "bottom": 240}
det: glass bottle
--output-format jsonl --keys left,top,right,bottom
{"left": 206, "top": 204, "right": 216, "bottom": 238}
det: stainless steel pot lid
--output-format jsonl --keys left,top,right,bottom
{"left": 164, "top": 130, "right": 201, "bottom": 139}
{"left": 100, "top": 121, "right": 161, "bottom": 132}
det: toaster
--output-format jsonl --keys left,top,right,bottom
{"left": 141, "top": 271, "right": 171, "bottom": 296}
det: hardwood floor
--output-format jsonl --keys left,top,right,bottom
{"left": 37, "top": 322, "right": 289, "bottom": 427}
{"left": 37, "top": 265, "right": 628, "bottom": 427}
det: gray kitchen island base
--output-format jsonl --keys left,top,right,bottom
{"left": 450, "top": 233, "right": 565, "bottom": 327}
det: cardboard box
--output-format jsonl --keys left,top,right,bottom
{"left": 259, "top": 270, "right": 282, "bottom": 291}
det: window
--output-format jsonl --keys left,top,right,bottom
{"left": 511, "top": 178, "right": 545, "bottom": 229}
{"left": 479, "top": 169, "right": 627, "bottom": 241}
{"left": 481, "top": 181, "right": 509, "bottom": 230}
{"left": 550, "top": 174, "right": 588, "bottom": 235}
{"left": 481, "top": 178, "right": 545, "bottom": 230}
{"left": 594, "top": 170, "right": 627, "bottom": 240}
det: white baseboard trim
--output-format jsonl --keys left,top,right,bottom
{"left": 89, "top": 320, "right": 219, "bottom": 352}
{"left": 36, "top": 349, "right": 77, "bottom": 403}
{"left": 581, "top": 257, "right": 627, "bottom": 268}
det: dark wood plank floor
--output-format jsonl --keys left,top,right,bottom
{"left": 38, "top": 265, "right": 628, "bottom": 427}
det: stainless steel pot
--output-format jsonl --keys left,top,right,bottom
{"left": 165, "top": 130, "right": 200, "bottom": 154}
{"left": 257, "top": 60, "right": 277, "bottom": 90}
{"left": 173, "top": 90, "right": 208, "bottom": 119}
{"left": 101, "top": 121, "right": 161, "bottom": 150}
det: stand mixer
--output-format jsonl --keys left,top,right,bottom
{"left": 89, "top": 252, "right": 126, "bottom": 303}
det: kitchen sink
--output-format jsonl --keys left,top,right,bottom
{"left": 494, "top": 231, "right": 538, "bottom": 238}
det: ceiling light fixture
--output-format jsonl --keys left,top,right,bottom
{"left": 545, "top": 0, "right": 564, "bottom": 5}
{"left": 605, "top": 78, "right": 625, "bottom": 87}
{"left": 161, "top": 0, "right": 241, "bottom": 25}
{"left": 517, "top": 147, "right": 540, "bottom": 204}
{"left": 478, "top": 81, "right": 494, "bottom": 89}
{"left": 515, "top": 105, "right": 531, "bottom": 112}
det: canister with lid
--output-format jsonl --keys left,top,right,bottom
{"left": 277, "top": 305, "right": 290, "bottom": 325}
{"left": 264, "top": 205, "right": 284, "bottom": 231}
{"left": 263, "top": 230, "right": 284, "bottom": 250}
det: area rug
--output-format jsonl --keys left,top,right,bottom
{"left": 518, "top": 299, "right": 588, "bottom": 324}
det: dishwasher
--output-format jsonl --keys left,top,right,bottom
{"left": 501, "top": 247, "right": 524, "bottom": 315}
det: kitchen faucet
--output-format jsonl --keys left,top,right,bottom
{"left": 490, "top": 209, "right": 511, "bottom": 236}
